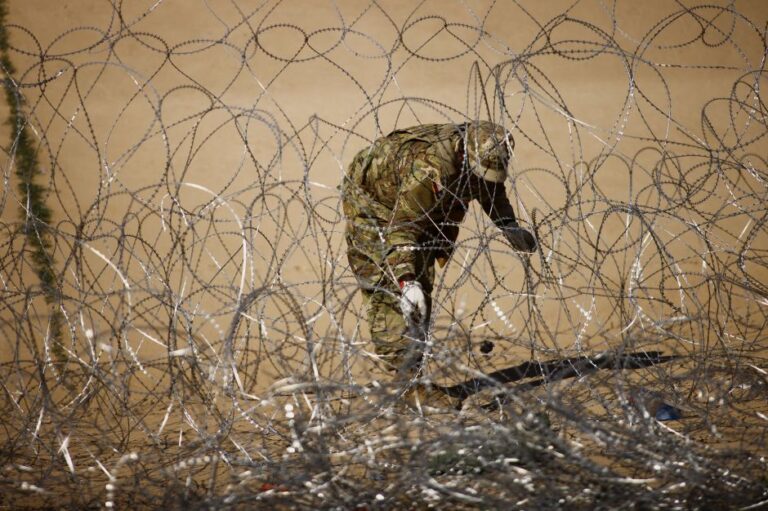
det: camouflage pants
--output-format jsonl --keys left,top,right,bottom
{"left": 354, "top": 246, "right": 436, "bottom": 374}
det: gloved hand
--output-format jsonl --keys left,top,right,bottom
{"left": 399, "top": 281, "right": 427, "bottom": 321}
{"left": 502, "top": 224, "right": 537, "bottom": 252}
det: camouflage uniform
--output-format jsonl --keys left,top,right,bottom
{"left": 341, "top": 121, "right": 525, "bottom": 373}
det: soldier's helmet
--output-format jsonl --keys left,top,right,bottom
{"left": 462, "top": 121, "right": 513, "bottom": 183}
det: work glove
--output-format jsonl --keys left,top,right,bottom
{"left": 399, "top": 281, "right": 427, "bottom": 321}
{"left": 398, "top": 280, "right": 429, "bottom": 373}
{"left": 502, "top": 223, "right": 537, "bottom": 253}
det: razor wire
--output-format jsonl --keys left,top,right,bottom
{"left": 1, "top": 0, "right": 767, "bottom": 509}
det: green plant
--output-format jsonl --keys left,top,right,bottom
{"left": 0, "top": 0, "right": 66, "bottom": 369}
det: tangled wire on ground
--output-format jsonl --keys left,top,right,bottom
{"left": 1, "top": 1, "right": 767, "bottom": 509}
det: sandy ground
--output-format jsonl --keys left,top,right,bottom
{"left": 1, "top": 0, "right": 767, "bottom": 507}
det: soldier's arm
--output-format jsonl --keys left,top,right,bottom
{"left": 477, "top": 180, "right": 518, "bottom": 227}
{"left": 477, "top": 180, "right": 538, "bottom": 253}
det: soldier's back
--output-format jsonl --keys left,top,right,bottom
{"left": 346, "top": 123, "right": 457, "bottom": 207}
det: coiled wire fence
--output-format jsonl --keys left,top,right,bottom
{"left": 1, "top": 0, "right": 767, "bottom": 509}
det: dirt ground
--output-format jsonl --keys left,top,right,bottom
{"left": 1, "top": 0, "right": 767, "bottom": 509}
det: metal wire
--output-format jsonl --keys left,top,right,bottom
{"left": 1, "top": 1, "right": 766, "bottom": 509}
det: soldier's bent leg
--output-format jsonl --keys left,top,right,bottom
{"left": 362, "top": 288, "right": 432, "bottom": 375}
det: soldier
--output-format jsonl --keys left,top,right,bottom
{"left": 341, "top": 121, "right": 536, "bottom": 411}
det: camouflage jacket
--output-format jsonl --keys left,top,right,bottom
{"left": 342, "top": 123, "right": 518, "bottom": 287}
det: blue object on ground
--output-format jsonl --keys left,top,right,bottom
{"left": 655, "top": 403, "right": 682, "bottom": 421}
